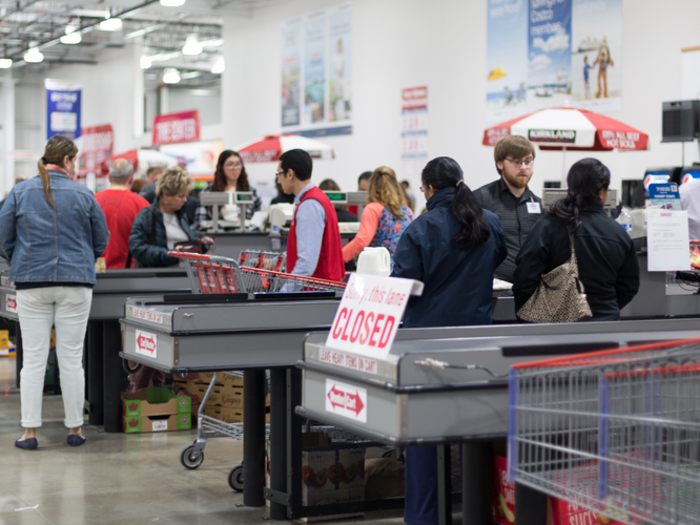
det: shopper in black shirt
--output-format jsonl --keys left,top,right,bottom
{"left": 473, "top": 135, "right": 542, "bottom": 282}
{"left": 513, "top": 158, "right": 639, "bottom": 320}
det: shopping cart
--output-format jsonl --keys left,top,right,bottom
{"left": 171, "top": 251, "right": 345, "bottom": 490}
{"left": 508, "top": 338, "right": 700, "bottom": 524}
{"left": 170, "top": 252, "right": 346, "bottom": 295}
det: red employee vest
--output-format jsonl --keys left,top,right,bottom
{"left": 287, "top": 186, "right": 345, "bottom": 282}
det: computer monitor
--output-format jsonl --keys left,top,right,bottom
{"left": 643, "top": 168, "right": 673, "bottom": 197}
{"left": 621, "top": 180, "right": 645, "bottom": 208}
{"left": 543, "top": 181, "right": 562, "bottom": 189}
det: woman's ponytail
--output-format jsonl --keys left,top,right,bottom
{"left": 422, "top": 157, "right": 490, "bottom": 250}
{"left": 39, "top": 135, "right": 79, "bottom": 210}
{"left": 550, "top": 158, "right": 611, "bottom": 231}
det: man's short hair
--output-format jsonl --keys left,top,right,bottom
{"left": 109, "top": 158, "right": 134, "bottom": 185}
{"left": 279, "top": 149, "right": 312, "bottom": 181}
{"left": 146, "top": 166, "right": 164, "bottom": 179}
{"left": 358, "top": 171, "right": 372, "bottom": 185}
{"left": 494, "top": 135, "right": 536, "bottom": 175}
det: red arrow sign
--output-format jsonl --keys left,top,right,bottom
{"left": 327, "top": 385, "right": 346, "bottom": 409}
{"left": 346, "top": 391, "right": 365, "bottom": 415}
{"left": 137, "top": 334, "right": 156, "bottom": 354}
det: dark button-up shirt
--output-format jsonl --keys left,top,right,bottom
{"left": 473, "top": 178, "right": 542, "bottom": 282}
{"left": 513, "top": 203, "right": 640, "bottom": 320}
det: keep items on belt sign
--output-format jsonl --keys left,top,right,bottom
{"left": 325, "top": 273, "right": 421, "bottom": 360}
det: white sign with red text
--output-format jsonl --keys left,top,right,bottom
{"left": 135, "top": 329, "right": 158, "bottom": 359}
{"left": 5, "top": 294, "right": 17, "bottom": 314}
{"left": 318, "top": 347, "right": 378, "bottom": 375}
{"left": 326, "top": 274, "right": 413, "bottom": 360}
{"left": 131, "top": 307, "right": 164, "bottom": 325}
{"left": 325, "top": 378, "right": 367, "bottom": 423}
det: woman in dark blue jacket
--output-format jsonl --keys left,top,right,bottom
{"left": 129, "top": 166, "right": 213, "bottom": 268}
{"left": 392, "top": 156, "right": 507, "bottom": 525}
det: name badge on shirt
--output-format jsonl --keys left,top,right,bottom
{"left": 527, "top": 202, "right": 541, "bottom": 214}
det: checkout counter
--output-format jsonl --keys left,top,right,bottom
{"left": 200, "top": 190, "right": 367, "bottom": 256}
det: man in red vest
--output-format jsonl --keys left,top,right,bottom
{"left": 276, "top": 149, "right": 345, "bottom": 282}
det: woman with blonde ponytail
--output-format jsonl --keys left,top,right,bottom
{"left": 342, "top": 167, "right": 414, "bottom": 269}
{"left": 0, "top": 135, "right": 109, "bottom": 450}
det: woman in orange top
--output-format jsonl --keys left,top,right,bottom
{"left": 342, "top": 167, "right": 413, "bottom": 269}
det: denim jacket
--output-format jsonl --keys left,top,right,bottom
{"left": 0, "top": 170, "right": 110, "bottom": 285}
{"left": 129, "top": 199, "right": 201, "bottom": 268}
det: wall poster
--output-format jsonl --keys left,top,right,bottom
{"left": 400, "top": 87, "right": 429, "bottom": 182}
{"left": 486, "top": 0, "right": 622, "bottom": 122}
{"left": 281, "top": 3, "right": 352, "bottom": 137}
{"left": 45, "top": 79, "right": 82, "bottom": 140}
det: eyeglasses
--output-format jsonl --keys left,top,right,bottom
{"left": 505, "top": 158, "right": 534, "bottom": 168}
{"left": 275, "top": 170, "right": 286, "bottom": 178}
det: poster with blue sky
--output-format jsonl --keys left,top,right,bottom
{"left": 281, "top": 19, "right": 302, "bottom": 127}
{"left": 486, "top": 0, "right": 622, "bottom": 121}
{"left": 303, "top": 12, "right": 326, "bottom": 126}
{"left": 328, "top": 5, "right": 352, "bottom": 123}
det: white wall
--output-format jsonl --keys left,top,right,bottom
{"left": 221, "top": 0, "right": 700, "bottom": 199}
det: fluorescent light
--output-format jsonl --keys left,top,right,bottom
{"left": 163, "top": 68, "right": 181, "bottom": 84}
{"left": 61, "top": 25, "right": 82, "bottom": 44}
{"left": 182, "top": 35, "right": 202, "bottom": 56}
{"left": 160, "top": 0, "right": 186, "bottom": 6}
{"left": 100, "top": 17, "right": 122, "bottom": 31}
{"left": 140, "top": 56, "right": 152, "bottom": 69}
{"left": 211, "top": 57, "right": 224, "bottom": 74}
{"left": 0, "top": 58, "right": 12, "bottom": 68}
{"left": 24, "top": 43, "right": 43, "bottom": 63}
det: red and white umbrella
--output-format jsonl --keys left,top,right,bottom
{"left": 483, "top": 107, "right": 648, "bottom": 151}
{"left": 234, "top": 134, "right": 335, "bottom": 164}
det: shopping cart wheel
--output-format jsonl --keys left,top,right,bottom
{"left": 228, "top": 464, "right": 244, "bottom": 492}
{"left": 181, "top": 445, "right": 204, "bottom": 469}
{"left": 122, "top": 358, "right": 142, "bottom": 375}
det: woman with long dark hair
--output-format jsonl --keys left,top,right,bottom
{"left": 0, "top": 136, "right": 109, "bottom": 449}
{"left": 194, "top": 150, "right": 262, "bottom": 230}
{"left": 514, "top": 158, "right": 639, "bottom": 320}
{"left": 391, "top": 156, "right": 507, "bottom": 525}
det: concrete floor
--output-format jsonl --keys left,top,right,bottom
{"left": 0, "top": 358, "right": 406, "bottom": 525}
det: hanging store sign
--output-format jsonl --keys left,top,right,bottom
{"left": 45, "top": 79, "right": 82, "bottom": 140}
{"left": 80, "top": 124, "right": 114, "bottom": 176}
{"left": 326, "top": 273, "right": 414, "bottom": 359}
{"left": 152, "top": 110, "right": 201, "bottom": 146}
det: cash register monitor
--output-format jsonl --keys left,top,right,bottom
{"left": 681, "top": 167, "right": 700, "bottom": 185}
{"left": 621, "top": 180, "right": 645, "bottom": 209}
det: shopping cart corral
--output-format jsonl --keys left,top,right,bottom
{"left": 296, "top": 318, "right": 700, "bottom": 525}
{"left": 119, "top": 252, "right": 346, "bottom": 514}
{"left": 509, "top": 338, "right": 700, "bottom": 525}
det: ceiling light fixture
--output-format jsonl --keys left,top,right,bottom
{"left": 163, "top": 68, "right": 181, "bottom": 84}
{"left": 60, "top": 24, "right": 82, "bottom": 44}
{"left": 140, "top": 56, "right": 152, "bottom": 69}
{"left": 23, "top": 43, "right": 44, "bottom": 63}
{"left": 182, "top": 35, "right": 202, "bottom": 56}
{"left": 100, "top": 17, "right": 122, "bottom": 31}
{"left": 0, "top": 58, "right": 12, "bottom": 68}
{"left": 160, "top": 0, "right": 186, "bottom": 6}
{"left": 211, "top": 57, "right": 224, "bottom": 74}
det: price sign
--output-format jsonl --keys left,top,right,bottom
{"left": 326, "top": 274, "right": 414, "bottom": 359}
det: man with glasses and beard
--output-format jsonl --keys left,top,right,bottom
{"left": 473, "top": 135, "right": 542, "bottom": 283}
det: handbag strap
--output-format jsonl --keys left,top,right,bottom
{"left": 566, "top": 224, "right": 581, "bottom": 277}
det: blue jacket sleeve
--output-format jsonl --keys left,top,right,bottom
{"left": 391, "top": 227, "right": 424, "bottom": 281}
{"left": 129, "top": 208, "right": 179, "bottom": 268}
{"left": 89, "top": 197, "right": 110, "bottom": 258}
{"left": 0, "top": 189, "right": 17, "bottom": 261}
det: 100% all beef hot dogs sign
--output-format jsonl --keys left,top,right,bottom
{"left": 326, "top": 273, "right": 414, "bottom": 360}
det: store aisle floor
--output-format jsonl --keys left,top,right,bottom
{"left": 0, "top": 358, "right": 407, "bottom": 525}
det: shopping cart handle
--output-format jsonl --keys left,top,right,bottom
{"left": 167, "top": 251, "right": 212, "bottom": 260}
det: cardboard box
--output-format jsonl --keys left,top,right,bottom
{"left": 548, "top": 496, "right": 625, "bottom": 525}
{"left": 493, "top": 455, "right": 515, "bottom": 524}
{"left": 302, "top": 445, "right": 366, "bottom": 510}
{"left": 122, "top": 388, "right": 191, "bottom": 418}
{"left": 175, "top": 381, "right": 270, "bottom": 409}
{"left": 123, "top": 413, "right": 192, "bottom": 433}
